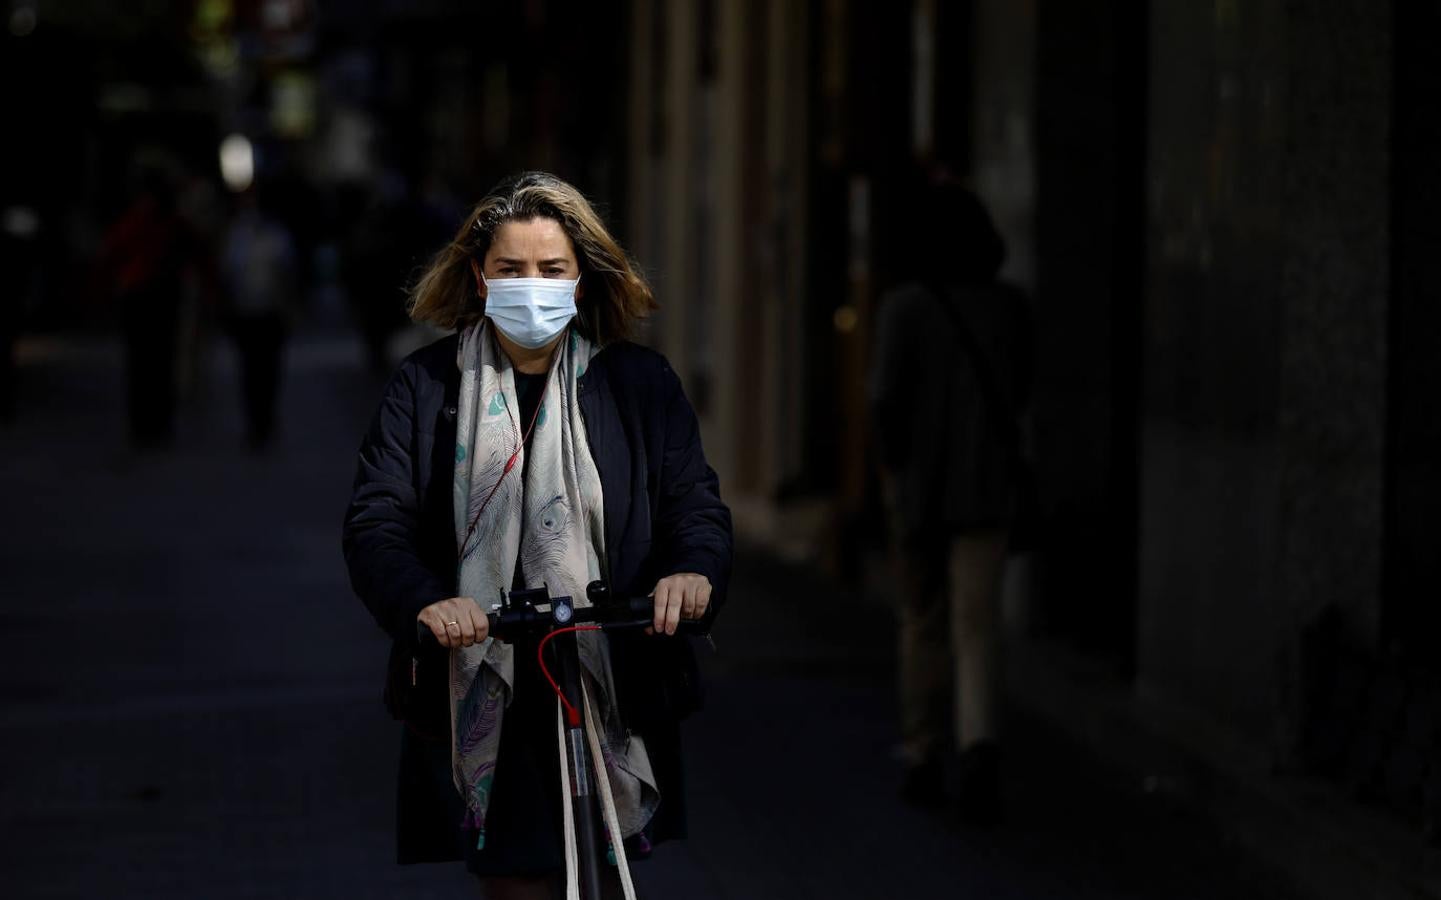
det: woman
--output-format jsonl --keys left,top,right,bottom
{"left": 342, "top": 171, "right": 732, "bottom": 898}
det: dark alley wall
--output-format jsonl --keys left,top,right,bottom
{"left": 1028, "top": 0, "right": 1147, "bottom": 669}
{"left": 1386, "top": 0, "right": 1441, "bottom": 656}
{"left": 1138, "top": 0, "right": 1390, "bottom": 742}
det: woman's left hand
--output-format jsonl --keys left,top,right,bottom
{"left": 651, "top": 573, "right": 712, "bottom": 635}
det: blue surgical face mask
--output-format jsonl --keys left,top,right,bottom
{"left": 482, "top": 275, "right": 580, "bottom": 349}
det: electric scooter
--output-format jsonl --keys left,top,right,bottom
{"left": 428, "top": 580, "right": 705, "bottom": 900}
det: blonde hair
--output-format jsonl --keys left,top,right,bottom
{"left": 408, "top": 171, "right": 656, "bottom": 344}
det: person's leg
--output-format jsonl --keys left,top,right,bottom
{"left": 893, "top": 538, "right": 950, "bottom": 785}
{"left": 232, "top": 315, "right": 269, "bottom": 446}
{"left": 124, "top": 292, "right": 177, "bottom": 447}
{"left": 0, "top": 318, "right": 16, "bottom": 423}
{"left": 475, "top": 868, "right": 632, "bottom": 899}
{"left": 251, "top": 314, "right": 286, "bottom": 445}
{"left": 230, "top": 316, "right": 255, "bottom": 436}
{"left": 150, "top": 291, "right": 181, "bottom": 443}
{"left": 475, "top": 874, "right": 560, "bottom": 900}
{"left": 600, "top": 866, "right": 633, "bottom": 899}
{"left": 947, "top": 529, "right": 1008, "bottom": 750}
{"left": 947, "top": 529, "right": 1008, "bottom": 822}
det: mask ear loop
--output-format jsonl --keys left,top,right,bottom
{"left": 468, "top": 258, "right": 487, "bottom": 303}
{"left": 569, "top": 274, "right": 588, "bottom": 337}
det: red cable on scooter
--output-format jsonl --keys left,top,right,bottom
{"left": 537, "top": 624, "right": 601, "bottom": 727}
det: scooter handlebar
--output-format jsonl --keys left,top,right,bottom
{"left": 417, "top": 591, "right": 705, "bottom": 646}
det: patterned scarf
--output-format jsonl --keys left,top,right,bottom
{"left": 450, "top": 320, "right": 659, "bottom": 858}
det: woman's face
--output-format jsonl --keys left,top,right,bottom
{"left": 474, "top": 217, "right": 582, "bottom": 297}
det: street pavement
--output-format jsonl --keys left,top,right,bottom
{"left": 0, "top": 329, "right": 1308, "bottom": 899}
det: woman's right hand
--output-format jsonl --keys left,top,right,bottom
{"left": 417, "top": 597, "right": 489, "bottom": 649}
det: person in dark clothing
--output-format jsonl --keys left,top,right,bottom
{"left": 0, "top": 205, "right": 39, "bottom": 423}
{"left": 342, "top": 171, "right": 732, "bottom": 900}
{"left": 220, "top": 186, "right": 298, "bottom": 449}
{"left": 97, "top": 168, "right": 198, "bottom": 449}
{"left": 868, "top": 174, "right": 1034, "bottom": 824}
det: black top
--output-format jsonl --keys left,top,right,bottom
{"left": 513, "top": 370, "right": 546, "bottom": 438}
{"left": 512, "top": 369, "right": 547, "bottom": 593}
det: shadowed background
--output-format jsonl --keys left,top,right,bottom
{"left": 2, "top": 1, "right": 1438, "bottom": 898}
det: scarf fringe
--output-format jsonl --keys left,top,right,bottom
{"left": 558, "top": 685, "right": 637, "bottom": 900}
{"left": 582, "top": 680, "right": 638, "bottom": 900}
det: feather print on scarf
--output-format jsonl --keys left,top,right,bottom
{"left": 449, "top": 321, "right": 660, "bottom": 845}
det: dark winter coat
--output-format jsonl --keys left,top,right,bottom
{"left": 341, "top": 332, "right": 733, "bottom": 862}
{"left": 868, "top": 281, "right": 1033, "bottom": 545}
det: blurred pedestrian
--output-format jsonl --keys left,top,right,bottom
{"left": 96, "top": 163, "right": 202, "bottom": 449}
{"left": 0, "top": 204, "right": 40, "bottom": 423}
{"left": 868, "top": 174, "right": 1035, "bottom": 824}
{"left": 342, "top": 171, "right": 732, "bottom": 899}
{"left": 220, "top": 185, "right": 298, "bottom": 449}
